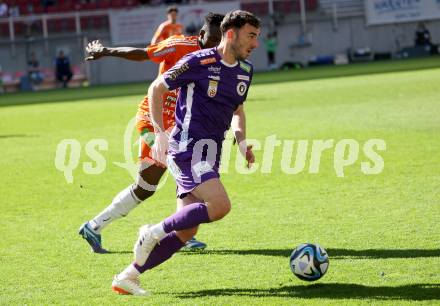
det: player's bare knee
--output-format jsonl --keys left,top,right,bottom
{"left": 208, "top": 199, "right": 231, "bottom": 221}
{"left": 221, "top": 200, "right": 231, "bottom": 216}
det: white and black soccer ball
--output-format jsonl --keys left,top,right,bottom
{"left": 290, "top": 243, "right": 329, "bottom": 281}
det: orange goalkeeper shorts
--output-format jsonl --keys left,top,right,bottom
{"left": 136, "top": 93, "right": 177, "bottom": 162}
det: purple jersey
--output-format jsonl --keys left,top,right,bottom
{"left": 162, "top": 47, "right": 253, "bottom": 160}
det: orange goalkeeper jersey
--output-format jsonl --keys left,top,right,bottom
{"left": 147, "top": 34, "right": 200, "bottom": 75}
{"left": 137, "top": 35, "right": 200, "bottom": 120}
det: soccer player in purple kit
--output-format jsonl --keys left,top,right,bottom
{"left": 112, "top": 10, "right": 261, "bottom": 295}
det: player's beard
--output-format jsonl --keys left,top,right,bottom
{"left": 231, "top": 38, "right": 247, "bottom": 61}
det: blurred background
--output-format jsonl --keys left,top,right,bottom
{"left": 0, "top": 0, "right": 438, "bottom": 92}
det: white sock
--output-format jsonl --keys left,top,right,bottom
{"left": 150, "top": 223, "right": 167, "bottom": 240}
{"left": 118, "top": 264, "right": 140, "bottom": 280}
{"left": 89, "top": 185, "right": 141, "bottom": 234}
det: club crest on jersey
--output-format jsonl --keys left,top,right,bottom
{"left": 236, "top": 81, "right": 247, "bottom": 96}
{"left": 208, "top": 80, "right": 218, "bottom": 97}
{"left": 200, "top": 57, "right": 217, "bottom": 65}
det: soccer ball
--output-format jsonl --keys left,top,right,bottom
{"left": 290, "top": 243, "right": 329, "bottom": 281}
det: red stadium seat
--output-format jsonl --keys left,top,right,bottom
{"left": 14, "top": 22, "right": 25, "bottom": 35}
{"left": 294, "top": 0, "right": 318, "bottom": 12}
{"left": 17, "top": 3, "right": 28, "bottom": 15}
{"left": 55, "top": 19, "right": 63, "bottom": 32}
{"left": 31, "top": 0, "right": 40, "bottom": 5}
{"left": 97, "top": 0, "right": 112, "bottom": 9}
{"left": 65, "top": 18, "right": 75, "bottom": 31}
{"left": 33, "top": 6, "right": 44, "bottom": 14}
{"left": 0, "top": 23, "right": 9, "bottom": 36}
{"left": 242, "top": 2, "right": 268, "bottom": 16}
{"left": 59, "top": 2, "right": 77, "bottom": 13}
{"left": 111, "top": 0, "right": 126, "bottom": 8}
{"left": 307, "top": 0, "right": 318, "bottom": 11}
{"left": 126, "top": 0, "right": 137, "bottom": 7}
{"left": 47, "top": 6, "right": 60, "bottom": 14}
{"left": 81, "top": 2, "right": 98, "bottom": 10}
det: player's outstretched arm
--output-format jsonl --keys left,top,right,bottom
{"left": 85, "top": 40, "right": 149, "bottom": 61}
{"left": 232, "top": 105, "right": 255, "bottom": 168}
{"left": 148, "top": 76, "right": 169, "bottom": 166}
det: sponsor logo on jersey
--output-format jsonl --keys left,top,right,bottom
{"left": 164, "top": 95, "right": 177, "bottom": 108}
{"left": 208, "top": 66, "right": 221, "bottom": 74}
{"left": 168, "top": 62, "right": 190, "bottom": 81}
{"left": 239, "top": 61, "right": 251, "bottom": 73}
{"left": 195, "top": 50, "right": 215, "bottom": 58}
{"left": 200, "top": 57, "right": 217, "bottom": 65}
{"left": 207, "top": 80, "right": 218, "bottom": 97}
{"left": 153, "top": 47, "right": 176, "bottom": 57}
{"left": 237, "top": 74, "right": 250, "bottom": 81}
{"left": 236, "top": 81, "right": 247, "bottom": 96}
{"left": 208, "top": 75, "right": 220, "bottom": 81}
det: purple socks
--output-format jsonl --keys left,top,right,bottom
{"left": 133, "top": 203, "right": 210, "bottom": 274}
{"left": 162, "top": 202, "right": 210, "bottom": 233}
{"left": 134, "top": 232, "right": 184, "bottom": 273}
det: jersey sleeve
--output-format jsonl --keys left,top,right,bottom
{"left": 161, "top": 53, "right": 201, "bottom": 90}
{"left": 146, "top": 38, "right": 176, "bottom": 64}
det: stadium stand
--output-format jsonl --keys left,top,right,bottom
{"left": 0, "top": 0, "right": 147, "bottom": 92}
{"left": 241, "top": 0, "right": 318, "bottom": 16}
{"left": 1, "top": 0, "right": 139, "bottom": 15}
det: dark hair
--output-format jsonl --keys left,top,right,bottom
{"left": 204, "top": 12, "right": 225, "bottom": 28}
{"left": 167, "top": 6, "right": 178, "bottom": 14}
{"left": 220, "top": 10, "right": 261, "bottom": 34}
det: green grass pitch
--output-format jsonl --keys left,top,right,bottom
{"left": 0, "top": 57, "right": 439, "bottom": 305}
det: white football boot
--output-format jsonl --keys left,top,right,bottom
{"left": 133, "top": 225, "right": 160, "bottom": 266}
{"left": 111, "top": 275, "right": 149, "bottom": 296}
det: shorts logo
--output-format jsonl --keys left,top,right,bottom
{"left": 168, "top": 63, "right": 190, "bottom": 81}
{"left": 208, "top": 80, "right": 218, "bottom": 98}
{"left": 236, "top": 81, "right": 247, "bottom": 96}
{"left": 200, "top": 57, "right": 217, "bottom": 65}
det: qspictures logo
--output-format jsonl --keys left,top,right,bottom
{"left": 54, "top": 117, "right": 386, "bottom": 186}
